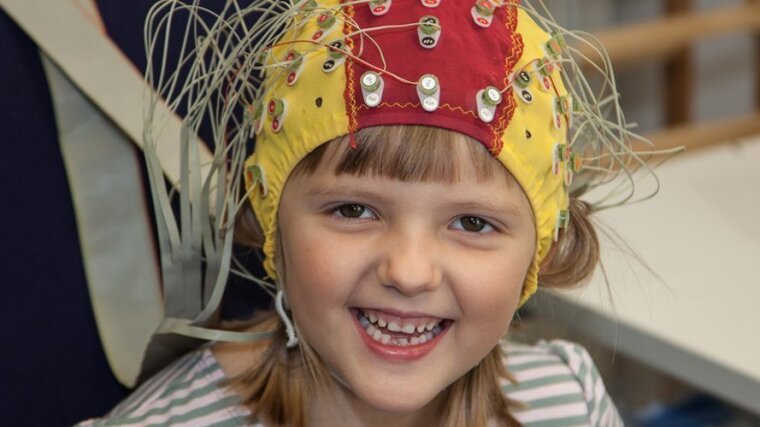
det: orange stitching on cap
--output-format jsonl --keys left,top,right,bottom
{"left": 491, "top": 2, "right": 523, "bottom": 156}
{"left": 342, "top": 1, "right": 359, "bottom": 138}
{"left": 357, "top": 101, "right": 420, "bottom": 111}
{"left": 501, "top": 1, "right": 522, "bottom": 89}
{"left": 440, "top": 103, "right": 478, "bottom": 118}
{"left": 490, "top": 92, "right": 517, "bottom": 155}
{"left": 356, "top": 101, "right": 480, "bottom": 121}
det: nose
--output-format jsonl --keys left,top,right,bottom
{"left": 377, "top": 228, "right": 442, "bottom": 296}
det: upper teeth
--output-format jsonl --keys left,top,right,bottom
{"left": 362, "top": 309, "right": 442, "bottom": 336}
{"left": 401, "top": 324, "right": 416, "bottom": 334}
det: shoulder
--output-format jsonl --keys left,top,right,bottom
{"left": 501, "top": 339, "right": 623, "bottom": 426}
{"left": 74, "top": 347, "right": 262, "bottom": 427}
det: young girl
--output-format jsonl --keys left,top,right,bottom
{"left": 80, "top": 0, "right": 652, "bottom": 425}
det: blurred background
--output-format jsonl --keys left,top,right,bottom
{"left": 1, "top": 0, "right": 758, "bottom": 425}
{"left": 522, "top": 1, "right": 760, "bottom": 425}
{"left": 550, "top": 0, "right": 758, "bottom": 136}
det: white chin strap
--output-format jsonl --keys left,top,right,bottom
{"left": 275, "top": 289, "right": 299, "bottom": 348}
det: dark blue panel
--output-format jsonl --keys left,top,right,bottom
{"left": 0, "top": 2, "right": 271, "bottom": 424}
{"left": 0, "top": 9, "right": 129, "bottom": 426}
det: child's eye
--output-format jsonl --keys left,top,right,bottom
{"left": 334, "top": 203, "right": 375, "bottom": 219}
{"left": 452, "top": 216, "right": 494, "bottom": 233}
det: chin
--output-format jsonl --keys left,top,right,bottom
{"left": 346, "top": 378, "right": 445, "bottom": 415}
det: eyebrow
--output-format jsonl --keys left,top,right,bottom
{"left": 445, "top": 200, "right": 526, "bottom": 219}
{"left": 306, "top": 182, "right": 527, "bottom": 219}
{"left": 305, "top": 183, "right": 394, "bottom": 205}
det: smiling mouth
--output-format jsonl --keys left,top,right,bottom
{"left": 353, "top": 308, "right": 451, "bottom": 347}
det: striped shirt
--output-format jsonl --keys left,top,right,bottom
{"left": 77, "top": 340, "right": 622, "bottom": 426}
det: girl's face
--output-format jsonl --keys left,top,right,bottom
{"left": 278, "top": 139, "right": 536, "bottom": 418}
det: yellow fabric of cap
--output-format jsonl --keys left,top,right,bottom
{"left": 245, "top": 2, "right": 569, "bottom": 307}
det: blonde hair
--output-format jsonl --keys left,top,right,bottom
{"left": 232, "top": 125, "right": 600, "bottom": 427}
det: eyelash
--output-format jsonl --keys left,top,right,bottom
{"left": 330, "top": 204, "right": 496, "bottom": 234}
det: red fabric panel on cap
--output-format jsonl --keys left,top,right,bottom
{"left": 343, "top": 0, "right": 523, "bottom": 155}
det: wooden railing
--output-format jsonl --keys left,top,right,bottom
{"left": 578, "top": 0, "right": 760, "bottom": 153}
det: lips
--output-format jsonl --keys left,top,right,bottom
{"left": 351, "top": 308, "right": 452, "bottom": 361}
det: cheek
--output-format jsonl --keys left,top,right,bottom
{"left": 281, "top": 231, "right": 332, "bottom": 299}
{"left": 453, "top": 249, "right": 533, "bottom": 336}
{"left": 279, "top": 226, "right": 362, "bottom": 324}
{"left": 466, "top": 269, "right": 521, "bottom": 327}
{"left": 281, "top": 218, "right": 362, "bottom": 281}
{"left": 280, "top": 235, "right": 339, "bottom": 347}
